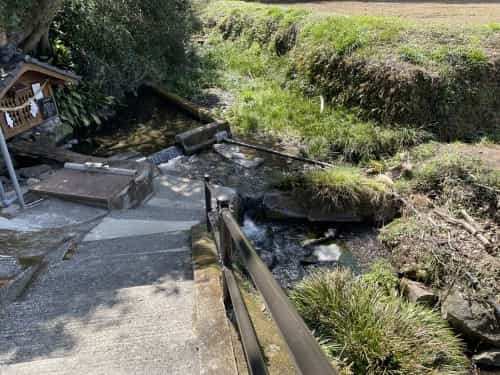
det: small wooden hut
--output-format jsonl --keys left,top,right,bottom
{"left": 0, "top": 56, "right": 80, "bottom": 140}
{"left": 0, "top": 52, "right": 80, "bottom": 208}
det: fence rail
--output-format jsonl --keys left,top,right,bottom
{"left": 204, "top": 175, "right": 336, "bottom": 375}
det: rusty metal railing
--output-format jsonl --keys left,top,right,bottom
{"left": 204, "top": 175, "right": 336, "bottom": 375}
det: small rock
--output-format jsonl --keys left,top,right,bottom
{"left": 387, "top": 162, "right": 413, "bottom": 179}
{"left": 300, "top": 228, "right": 337, "bottom": 247}
{"left": 302, "top": 243, "right": 342, "bottom": 264}
{"left": 26, "top": 178, "right": 40, "bottom": 186}
{"left": 441, "top": 290, "right": 500, "bottom": 348}
{"left": 213, "top": 143, "right": 264, "bottom": 169}
{"left": 400, "top": 162, "right": 413, "bottom": 178}
{"left": 400, "top": 278, "right": 437, "bottom": 306}
{"left": 473, "top": 349, "right": 500, "bottom": 369}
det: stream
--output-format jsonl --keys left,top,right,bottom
{"left": 241, "top": 213, "right": 386, "bottom": 288}
{"left": 71, "top": 88, "right": 387, "bottom": 287}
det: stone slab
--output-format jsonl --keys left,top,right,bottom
{"left": 0, "top": 198, "right": 107, "bottom": 232}
{"left": 83, "top": 218, "right": 199, "bottom": 242}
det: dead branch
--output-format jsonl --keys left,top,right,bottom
{"left": 433, "top": 209, "right": 492, "bottom": 249}
{"left": 458, "top": 209, "right": 484, "bottom": 232}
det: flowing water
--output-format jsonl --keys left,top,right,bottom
{"left": 242, "top": 214, "right": 363, "bottom": 288}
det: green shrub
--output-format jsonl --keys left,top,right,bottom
{"left": 55, "top": 83, "right": 115, "bottom": 137}
{"left": 291, "top": 268, "right": 468, "bottom": 374}
{"left": 54, "top": 0, "right": 197, "bottom": 96}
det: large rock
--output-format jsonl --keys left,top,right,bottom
{"left": 441, "top": 291, "right": 500, "bottom": 348}
{"left": 262, "top": 191, "right": 308, "bottom": 220}
{"left": 472, "top": 349, "right": 500, "bottom": 369}
{"left": 262, "top": 191, "right": 365, "bottom": 223}
{"left": 400, "top": 278, "right": 437, "bottom": 306}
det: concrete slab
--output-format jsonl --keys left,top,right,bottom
{"left": 191, "top": 224, "right": 239, "bottom": 375}
{"left": 0, "top": 282, "right": 199, "bottom": 374}
{"left": 0, "top": 172, "right": 237, "bottom": 374}
{"left": 0, "top": 198, "right": 107, "bottom": 232}
{"left": 83, "top": 218, "right": 199, "bottom": 242}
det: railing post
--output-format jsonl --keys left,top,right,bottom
{"left": 204, "top": 174, "right": 212, "bottom": 232}
{"left": 217, "top": 195, "right": 232, "bottom": 267}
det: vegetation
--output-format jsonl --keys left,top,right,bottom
{"left": 291, "top": 266, "right": 468, "bottom": 374}
{"left": 204, "top": 15, "right": 430, "bottom": 162}
{"left": 275, "top": 167, "right": 393, "bottom": 210}
{"left": 54, "top": 0, "right": 197, "bottom": 96}
{"left": 389, "top": 143, "right": 500, "bottom": 220}
{"left": 203, "top": 1, "right": 500, "bottom": 142}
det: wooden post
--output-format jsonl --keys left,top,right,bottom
{"left": 217, "top": 196, "right": 231, "bottom": 267}
{"left": 204, "top": 174, "right": 212, "bottom": 232}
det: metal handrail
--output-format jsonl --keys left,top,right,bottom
{"left": 204, "top": 175, "right": 336, "bottom": 375}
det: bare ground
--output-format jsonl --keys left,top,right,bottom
{"left": 276, "top": 1, "right": 500, "bottom": 25}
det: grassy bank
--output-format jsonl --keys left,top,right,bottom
{"left": 201, "top": 4, "right": 431, "bottom": 162}
{"left": 202, "top": 1, "right": 500, "bottom": 145}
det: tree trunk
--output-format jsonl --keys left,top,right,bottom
{"left": 1, "top": 0, "right": 62, "bottom": 53}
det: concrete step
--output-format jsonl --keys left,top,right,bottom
{"left": 83, "top": 217, "right": 199, "bottom": 242}
{"left": 153, "top": 175, "right": 204, "bottom": 203}
{"left": 78, "top": 231, "right": 191, "bottom": 257}
{"left": 0, "top": 282, "right": 199, "bottom": 374}
{"left": 14, "top": 248, "right": 192, "bottom": 301}
{"left": 108, "top": 201, "right": 205, "bottom": 222}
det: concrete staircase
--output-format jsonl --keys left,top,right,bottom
{"left": 0, "top": 174, "right": 236, "bottom": 374}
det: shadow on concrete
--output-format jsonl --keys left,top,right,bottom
{"left": 0, "top": 230, "right": 194, "bottom": 365}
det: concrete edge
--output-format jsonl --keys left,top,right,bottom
{"left": 191, "top": 223, "right": 242, "bottom": 375}
{"left": 0, "top": 262, "right": 42, "bottom": 308}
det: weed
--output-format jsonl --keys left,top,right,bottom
{"left": 291, "top": 268, "right": 468, "bottom": 374}
{"left": 399, "top": 46, "right": 426, "bottom": 65}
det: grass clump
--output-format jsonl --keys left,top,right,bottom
{"left": 378, "top": 217, "right": 422, "bottom": 248}
{"left": 390, "top": 143, "right": 500, "bottom": 220}
{"left": 409, "top": 150, "right": 499, "bottom": 199}
{"left": 275, "top": 167, "right": 394, "bottom": 211}
{"left": 290, "top": 267, "right": 468, "bottom": 374}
